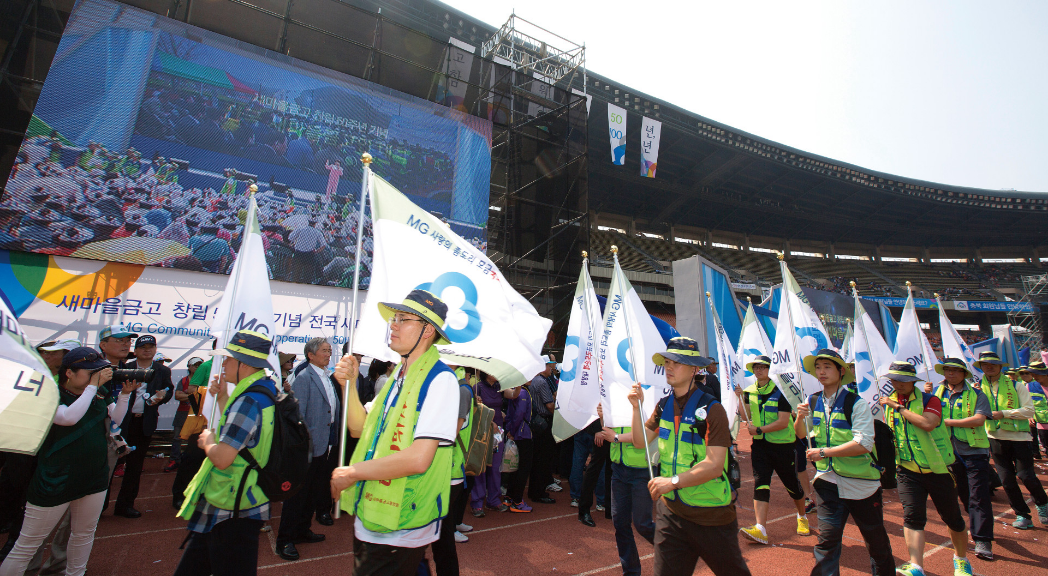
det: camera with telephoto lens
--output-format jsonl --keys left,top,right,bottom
{"left": 111, "top": 367, "right": 154, "bottom": 385}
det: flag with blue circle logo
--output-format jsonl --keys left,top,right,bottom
{"left": 893, "top": 288, "right": 939, "bottom": 385}
{"left": 552, "top": 259, "right": 602, "bottom": 443}
{"left": 769, "top": 259, "right": 832, "bottom": 409}
{"left": 851, "top": 288, "right": 896, "bottom": 421}
{"left": 736, "top": 301, "right": 773, "bottom": 391}
{"left": 936, "top": 295, "right": 982, "bottom": 380}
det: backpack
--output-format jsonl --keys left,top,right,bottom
{"left": 657, "top": 392, "right": 742, "bottom": 496}
{"left": 813, "top": 390, "right": 897, "bottom": 490}
{"left": 233, "top": 382, "right": 313, "bottom": 517}
{"left": 458, "top": 390, "right": 496, "bottom": 477}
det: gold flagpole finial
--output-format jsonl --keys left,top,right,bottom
{"left": 706, "top": 291, "right": 711, "bottom": 297}
{"left": 582, "top": 250, "right": 588, "bottom": 258}
{"left": 747, "top": 296, "right": 752, "bottom": 303}
{"left": 248, "top": 183, "right": 258, "bottom": 195}
{"left": 934, "top": 292, "right": 940, "bottom": 299}
{"left": 906, "top": 281, "right": 912, "bottom": 287}
{"left": 849, "top": 280, "right": 856, "bottom": 288}
{"left": 361, "top": 152, "right": 373, "bottom": 165}
{"left": 611, "top": 245, "right": 618, "bottom": 255}
{"left": 776, "top": 251, "right": 785, "bottom": 261}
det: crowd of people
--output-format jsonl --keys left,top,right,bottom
{"left": 3, "top": 295, "right": 1048, "bottom": 576}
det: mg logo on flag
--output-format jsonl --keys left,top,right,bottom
{"left": 794, "top": 327, "right": 829, "bottom": 354}
{"left": 416, "top": 271, "right": 482, "bottom": 343}
{"left": 853, "top": 351, "right": 873, "bottom": 393}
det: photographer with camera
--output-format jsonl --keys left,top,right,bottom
{"left": 111, "top": 335, "right": 174, "bottom": 518}
{"left": 0, "top": 348, "right": 138, "bottom": 576}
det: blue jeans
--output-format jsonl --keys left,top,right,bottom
{"left": 811, "top": 480, "right": 895, "bottom": 576}
{"left": 570, "top": 432, "right": 605, "bottom": 504}
{"left": 611, "top": 463, "right": 655, "bottom": 576}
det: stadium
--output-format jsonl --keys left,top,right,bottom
{"left": 2, "top": 2, "right": 1048, "bottom": 576}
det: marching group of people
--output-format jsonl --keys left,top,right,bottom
{"left": 2, "top": 290, "right": 1048, "bottom": 576}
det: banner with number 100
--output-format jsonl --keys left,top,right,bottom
{"left": 608, "top": 104, "right": 627, "bottom": 165}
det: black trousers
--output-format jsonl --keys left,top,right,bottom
{"left": 949, "top": 453, "right": 994, "bottom": 542}
{"left": 276, "top": 454, "right": 325, "bottom": 545}
{"left": 505, "top": 438, "right": 533, "bottom": 503}
{"left": 811, "top": 480, "right": 895, "bottom": 576}
{"left": 0, "top": 453, "right": 35, "bottom": 534}
{"left": 173, "top": 518, "right": 264, "bottom": 576}
{"left": 990, "top": 438, "right": 1048, "bottom": 518}
{"left": 578, "top": 441, "right": 610, "bottom": 514}
{"left": 652, "top": 499, "right": 752, "bottom": 576}
{"left": 314, "top": 446, "right": 339, "bottom": 517}
{"left": 452, "top": 477, "right": 473, "bottom": 526}
{"left": 751, "top": 439, "right": 805, "bottom": 502}
{"left": 527, "top": 429, "right": 556, "bottom": 500}
{"left": 114, "top": 417, "right": 150, "bottom": 511}
{"left": 353, "top": 537, "right": 427, "bottom": 576}
{"left": 173, "top": 433, "right": 206, "bottom": 506}
{"left": 429, "top": 483, "right": 465, "bottom": 576}
{"left": 896, "top": 467, "right": 966, "bottom": 532}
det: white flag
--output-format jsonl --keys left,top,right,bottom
{"left": 936, "top": 296, "right": 982, "bottom": 379}
{"left": 355, "top": 173, "right": 550, "bottom": 388}
{"left": 736, "top": 301, "right": 773, "bottom": 390}
{"left": 203, "top": 194, "right": 281, "bottom": 425}
{"left": 851, "top": 290, "right": 896, "bottom": 421}
{"left": 707, "top": 294, "right": 742, "bottom": 437}
{"left": 552, "top": 259, "right": 602, "bottom": 442}
{"left": 608, "top": 104, "right": 627, "bottom": 165}
{"left": 841, "top": 322, "right": 854, "bottom": 362}
{"left": 893, "top": 289, "right": 938, "bottom": 384}
{"left": 769, "top": 260, "right": 832, "bottom": 409}
{"left": 598, "top": 255, "right": 670, "bottom": 428}
{"left": 640, "top": 116, "right": 662, "bottom": 177}
{"left": 0, "top": 296, "right": 60, "bottom": 455}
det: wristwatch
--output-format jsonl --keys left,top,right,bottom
{"left": 819, "top": 448, "right": 826, "bottom": 459}
{"left": 671, "top": 475, "right": 680, "bottom": 487}
{"left": 755, "top": 426, "right": 763, "bottom": 435}
{"left": 613, "top": 433, "right": 619, "bottom": 443}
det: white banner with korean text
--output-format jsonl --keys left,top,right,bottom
{"left": 640, "top": 116, "right": 662, "bottom": 178}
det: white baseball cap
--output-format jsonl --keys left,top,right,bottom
{"left": 37, "top": 339, "right": 82, "bottom": 352}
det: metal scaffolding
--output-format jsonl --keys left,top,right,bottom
{"left": 1007, "top": 273, "right": 1047, "bottom": 354}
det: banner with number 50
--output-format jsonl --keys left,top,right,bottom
{"left": 608, "top": 104, "right": 627, "bottom": 165}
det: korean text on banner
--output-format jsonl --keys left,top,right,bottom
{"left": 202, "top": 194, "right": 281, "bottom": 426}
{"left": 736, "top": 301, "right": 773, "bottom": 390}
{"left": 598, "top": 257, "right": 670, "bottom": 428}
{"left": 0, "top": 294, "right": 60, "bottom": 455}
{"left": 552, "top": 259, "right": 602, "bottom": 443}
{"left": 769, "top": 260, "right": 831, "bottom": 410}
{"left": 440, "top": 38, "right": 475, "bottom": 112}
{"left": 354, "top": 173, "right": 549, "bottom": 389}
{"left": 608, "top": 104, "right": 627, "bottom": 165}
{"left": 640, "top": 117, "right": 662, "bottom": 178}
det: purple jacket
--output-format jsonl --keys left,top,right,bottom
{"left": 477, "top": 379, "right": 506, "bottom": 427}
{"left": 505, "top": 387, "right": 533, "bottom": 440}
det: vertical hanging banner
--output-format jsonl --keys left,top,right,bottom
{"left": 607, "top": 104, "right": 627, "bottom": 165}
{"left": 440, "top": 38, "right": 476, "bottom": 112}
{"left": 640, "top": 116, "right": 662, "bottom": 178}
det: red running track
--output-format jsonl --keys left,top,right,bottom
{"left": 82, "top": 434, "right": 1048, "bottom": 575}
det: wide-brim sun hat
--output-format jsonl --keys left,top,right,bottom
{"left": 1026, "top": 360, "right": 1048, "bottom": 376}
{"left": 213, "top": 329, "right": 274, "bottom": 369}
{"left": 652, "top": 337, "right": 713, "bottom": 367}
{"left": 377, "top": 289, "right": 451, "bottom": 346}
{"left": 882, "top": 360, "right": 923, "bottom": 383}
{"left": 746, "top": 355, "right": 772, "bottom": 374}
{"left": 935, "top": 357, "right": 972, "bottom": 378}
{"left": 974, "top": 351, "right": 1007, "bottom": 367}
{"left": 802, "top": 348, "right": 855, "bottom": 385}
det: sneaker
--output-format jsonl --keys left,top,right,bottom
{"left": 953, "top": 557, "right": 973, "bottom": 576}
{"left": 456, "top": 523, "right": 473, "bottom": 533}
{"left": 454, "top": 531, "right": 469, "bottom": 543}
{"left": 797, "top": 516, "right": 810, "bottom": 536}
{"left": 974, "top": 541, "right": 993, "bottom": 561}
{"left": 1013, "top": 516, "right": 1034, "bottom": 530}
{"left": 739, "top": 525, "right": 768, "bottom": 545}
{"left": 895, "top": 563, "right": 926, "bottom": 576}
{"left": 804, "top": 498, "right": 817, "bottom": 514}
{"left": 595, "top": 504, "right": 605, "bottom": 512}
{"left": 508, "top": 501, "right": 533, "bottom": 513}
{"left": 486, "top": 503, "right": 509, "bottom": 512}
{"left": 552, "top": 478, "right": 562, "bottom": 485}
{"left": 470, "top": 508, "right": 485, "bottom": 518}
{"left": 546, "top": 483, "right": 563, "bottom": 493}
{"left": 1038, "top": 503, "right": 1048, "bottom": 525}
{"left": 163, "top": 460, "right": 178, "bottom": 473}
{"left": 570, "top": 498, "right": 578, "bottom": 508}
{"left": 114, "top": 463, "right": 125, "bottom": 478}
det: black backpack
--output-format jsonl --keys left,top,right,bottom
{"left": 812, "top": 390, "right": 897, "bottom": 490}
{"left": 233, "top": 382, "right": 313, "bottom": 517}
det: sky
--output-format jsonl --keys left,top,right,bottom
{"left": 442, "top": 1, "right": 1048, "bottom": 193}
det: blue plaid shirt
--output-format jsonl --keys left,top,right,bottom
{"left": 185, "top": 386, "right": 273, "bottom": 533}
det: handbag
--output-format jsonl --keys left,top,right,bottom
{"left": 501, "top": 438, "right": 519, "bottom": 473}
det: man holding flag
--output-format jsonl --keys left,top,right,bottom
{"left": 331, "top": 290, "right": 459, "bottom": 575}
{"left": 627, "top": 337, "right": 752, "bottom": 576}
{"left": 738, "top": 355, "right": 810, "bottom": 545}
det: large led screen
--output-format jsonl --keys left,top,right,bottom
{"left": 0, "top": 0, "right": 492, "bottom": 288}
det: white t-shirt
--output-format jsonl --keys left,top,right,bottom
{"left": 355, "top": 369, "right": 459, "bottom": 547}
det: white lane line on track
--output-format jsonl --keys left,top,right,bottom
{"left": 571, "top": 554, "right": 654, "bottom": 576}
{"left": 469, "top": 512, "right": 578, "bottom": 535}
{"left": 923, "top": 497, "right": 1033, "bottom": 562}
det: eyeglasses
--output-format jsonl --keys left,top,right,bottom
{"left": 389, "top": 315, "right": 426, "bottom": 327}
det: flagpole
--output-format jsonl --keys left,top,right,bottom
{"left": 611, "top": 245, "right": 655, "bottom": 480}
{"left": 777, "top": 253, "right": 813, "bottom": 441}
{"left": 335, "top": 153, "right": 372, "bottom": 520}
{"left": 739, "top": 297, "right": 753, "bottom": 424}
{"left": 709, "top": 291, "right": 747, "bottom": 425}
{"left": 905, "top": 281, "right": 933, "bottom": 384}
{"left": 581, "top": 251, "right": 600, "bottom": 425}
{"left": 208, "top": 185, "right": 258, "bottom": 431}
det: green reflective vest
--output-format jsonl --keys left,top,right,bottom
{"left": 610, "top": 427, "right": 649, "bottom": 469}
{"left": 342, "top": 348, "right": 453, "bottom": 533}
{"left": 933, "top": 384, "right": 990, "bottom": 449}
{"left": 656, "top": 391, "right": 731, "bottom": 509}
{"left": 177, "top": 371, "right": 276, "bottom": 519}
{"left": 809, "top": 390, "right": 880, "bottom": 481}
{"left": 885, "top": 390, "right": 955, "bottom": 474}
{"left": 1027, "top": 381, "right": 1048, "bottom": 424}
{"left": 983, "top": 375, "right": 1030, "bottom": 433}
{"left": 743, "top": 381, "right": 795, "bottom": 444}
